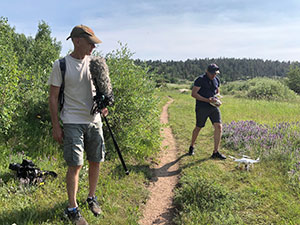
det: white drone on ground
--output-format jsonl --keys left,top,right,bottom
{"left": 229, "top": 155, "right": 260, "bottom": 171}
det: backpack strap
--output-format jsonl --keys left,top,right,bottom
{"left": 58, "top": 57, "right": 66, "bottom": 112}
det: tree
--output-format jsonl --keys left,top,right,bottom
{"left": 104, "top": 43, "right": 161, "bottom": 159}
{"left": 18, "top": 21, "right": 61, "bottom": 103}
{"left": 0, "top": 18, "right": 61, "bottom": 142}
{"left": 286, "top": 64, "right": 300, "bottom": 94}
{"left": 0, "top": 18, "right": 20, "bottom": 138}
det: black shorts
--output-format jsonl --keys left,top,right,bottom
{"left": 195, "top": 106, "right": 221, "bottom": 128}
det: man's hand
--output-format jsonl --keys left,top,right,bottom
{"left": 101, "top": 107, "right": 109, "bottom": 117}
{"left": 52, "top": 125, "right": 64, "bottom": 144}
{"left": 208, "top": 97, "right": 217, "bottom": 103}
{"left": 209, "top": 96, "right": 222, "bottom": 107}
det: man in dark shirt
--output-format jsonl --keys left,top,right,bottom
{"left": 188, "top": 64, "right": 226, "bottom": 159}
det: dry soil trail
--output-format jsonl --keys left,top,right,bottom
{"left": 139, "top": 98, "right": 181, "bottom": 225}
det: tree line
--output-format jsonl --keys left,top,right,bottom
{"left": 135, "top": 58, "right": 300, "bottom": 83}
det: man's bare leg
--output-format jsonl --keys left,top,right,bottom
{"left": 66, "top": 165, "right": 82, "bottom": 208}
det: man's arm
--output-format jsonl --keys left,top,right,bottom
{"left": 49, "top": 85, "right": 63, "bottom": 144}
{"left": 191, "top": 86, "right": 215, "bottom": 104}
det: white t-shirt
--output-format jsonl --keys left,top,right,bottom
{"left": 48, "top": 54, "right": 101, "bottom": 124}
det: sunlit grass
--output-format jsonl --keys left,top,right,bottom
{"left": 222, "top": 96, "right": 300, "bottom": 126}
{"left": 1, "top": 87, "right": 300, "bottom": 224}
{"left": 166, "top": 89, "right": 300, "bottom": 224}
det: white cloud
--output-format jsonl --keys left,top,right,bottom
{"left": 4, "top": 0, "right": 300, "bottom": 61}
{"left": 80, "top": 13, "right": 300, "bottom": 61}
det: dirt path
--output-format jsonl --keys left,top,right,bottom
{"left": 139, "top": 98, "right": 181, "bottom": 225}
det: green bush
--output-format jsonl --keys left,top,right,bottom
{"left": 105, "top": 43, "right": 161, "bottom": 160}
{"left": 222, "top": 77, "right": 297, "bottom": 101}
{"left": 0, "top": 18, "right": 61, "bottom": 145}
{"left": 10, "top": 22, "right": 61, "bottom": 156}
{"left": 246, "top": 77, "right": 297, "bottom": 100}
{"left": 286, "top": 64, "right": 300, "bottom": 94}
{"left": 0, "top": 18, "right": 21, "bottom": 138}
{"left": 221, "top": 80, "right": 250, "bottom": 96}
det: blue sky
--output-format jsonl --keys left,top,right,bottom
{"left": 2, "top": 0, "right": 300, "bottom": 61}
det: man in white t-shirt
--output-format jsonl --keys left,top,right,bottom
{"left": 48, "top": 25, "right": 107, "bottom": 225}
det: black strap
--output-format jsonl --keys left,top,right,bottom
{"left": 58, "top": 57, "right": 66, "bottom": 112}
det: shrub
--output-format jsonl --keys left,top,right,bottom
{"left": 104, "top": 43, "right": 161, "bottom": 160}
{"left": 221, "top": 80, "right": 250, "bottom": 96}
{"left": 222, "top": 77, "right": 297, "bottom": 101}
{"left": 0, "top": 18, "right": 21, "bottom": 139}
{"left": 246, "top": 77, "right": 295, "bottom": 100}
{"left": 286, "top": 64, "right": 300, "bottom": 94}
{"left": 0, "top": 19, "right": 61, "bottom": 144}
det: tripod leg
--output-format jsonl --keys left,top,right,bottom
{"left": 103, "top": 116, "right": 129, "bottom": 175}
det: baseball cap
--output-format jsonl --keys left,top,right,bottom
{"left": 207, "top": 64, "right": 220, "bottom": 74}
{"left": 66, "top": 25, "right": 102, "bottom": 44}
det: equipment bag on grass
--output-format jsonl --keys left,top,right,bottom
{"left": 9, "top": 159, "right": 57, "bottom": 185}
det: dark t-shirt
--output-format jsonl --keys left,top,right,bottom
{"left": 193, "top": 73, "right": 220, "bottom": 108}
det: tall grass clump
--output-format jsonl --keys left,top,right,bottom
{"left": 174, "top": 173, "right": 241, "bottom": 224}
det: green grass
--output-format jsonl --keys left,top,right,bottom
{"left": 0, "top": 119, "right": 155, "bottom": 224}
{"left": 0, "top": 88, "right": 170, "bottom": 225}
{"left": 166, "top": 83, "right": 191, "bottom": 90}
{"left": 165, "top": 89, "right": 300, "bottom": 224}
{"left": 1, "top": 88, "right": 300, "bottom": 224}
{"left": 0, "top": 152, "right": 150, "bottom": 225}
{"left": 222, "top": 96, "right": 300, "bottom": 125}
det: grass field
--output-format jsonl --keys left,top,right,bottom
{"left": 164, "top": 89, "right": 300, "bottom": 224}
{"left": 1, "top": 88, "right": 300, "bottom": 224}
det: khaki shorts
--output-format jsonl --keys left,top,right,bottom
{"left": 63, "top": 122, "right": 105, "bottom": 166}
